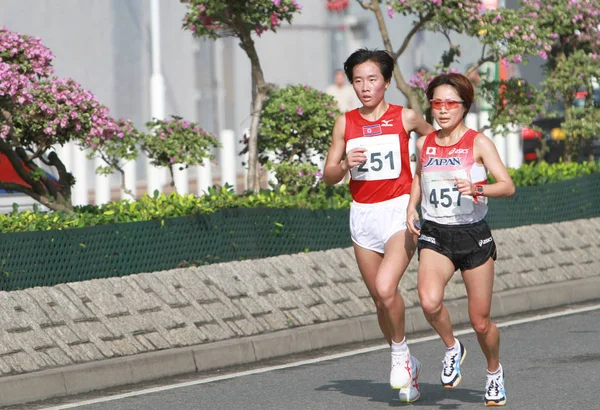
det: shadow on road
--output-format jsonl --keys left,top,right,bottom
{"left": 316, "top": 380, "right": 483, "bottom": 407}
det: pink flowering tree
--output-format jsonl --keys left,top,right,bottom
{"left": 369, "top": 0, "right": 599, "bottom": 161}
{"left": 0, "top": 27, "right": 121, "bottom": 212}
{"left": 359, "top": 0, "right": 499, "bottom": 115}
{"left": 479, "top": 0, "right": 600, "bottom": 161}
{"left": 1, "top": 27, "right": 221, "bottom": 210}
{"left": 86, "top": 116, "right": 220, "bottom": 198}
{"left": 361, "top": 1, "right": 549, "bottom": 126}
{"left": 181, "top": 0, "right": 302, "bottom": 192}
{"left": 142, "top": 116, "right": 220, "bottom": 187}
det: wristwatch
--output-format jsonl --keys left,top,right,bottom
{"left": 475, "top": 184, "right": 485, "bottom": 196}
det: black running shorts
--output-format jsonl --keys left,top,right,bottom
{"left": 417, "top": 219, "right": 497, "bottom": 271}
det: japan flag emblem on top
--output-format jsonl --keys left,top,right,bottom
{"left": 362, "top": 124, "right": 382, "bottom": 136}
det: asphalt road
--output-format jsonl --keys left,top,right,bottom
{"left": 24, "top": 304, "right": 600, "bottom": 410}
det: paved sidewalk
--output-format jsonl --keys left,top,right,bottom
{"left": 0, "top": 218, "right": 599, "bottom": 406}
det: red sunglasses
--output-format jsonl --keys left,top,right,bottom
{"left": 430, "top": 99, "right": 464, "bottom": 110}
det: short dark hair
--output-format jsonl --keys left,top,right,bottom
{"left": 425, "top": 73, "right": 475, "bottom": 116}
{"left": 343, "top": 48, "right": 394, "bottom": 83}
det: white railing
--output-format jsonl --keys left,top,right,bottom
{"left": 57, "top": 129, "right": 241, "bottom": 206}
{"left": 4, "top": 117, "right": 524, "bottom": 211}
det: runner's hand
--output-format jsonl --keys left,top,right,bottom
{"left": 454, "top": 177, "right": 475, "bottom": 196}
{"left": 344, "top": 147, "right": 367, "bottom": 170}
{"left": 406, "top": 207, "right": 420, "bottom": 235}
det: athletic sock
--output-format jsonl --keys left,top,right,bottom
{"left": 446, "top": 338, "right": 460, "bottom": 354}
{"left": 391, "top": 337, "right": 409, "bottom": 355}
{"left": 487, "top": 363, "right": 502, "bottom": 376}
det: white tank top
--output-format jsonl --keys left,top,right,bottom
{"left": 420, "top": 129, "right": 488, "bottom": 225}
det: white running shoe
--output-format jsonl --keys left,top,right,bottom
{"left": 390, "top": 350, "right": 411, "bottom": 390}
{"left": 399, "top": 356, "right": 421, "bottom": 403}
{"left": 484, "top": 364, "right": 507, "bottom": 406}
{"left": 441, "top": 340, "right": 467, "bottom": 388}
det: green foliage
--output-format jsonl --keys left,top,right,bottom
{"left": 480, "top": 1, "right": 600, "bottom": 160}
{"left": 245, "top": 84, "right": 339, "bottom": 192}
{"left": 480, "top": 78, "right": 546, "bottom": 133}
{"left": 143, "top": 116, "right": 221, "bottom": 167}
{"left": 256, "top": 84, "right": 340, "bottom": 165}
{"left": 5, "top": 159, "right": 600, "bottom": 234}
{"left": 489, "top": 160, "right": 600, "bottom": 186}
{"left": 264, "top": 161, "right": 322, "bottom": 193}
{"left": 0, "top": 182, "right": 352, "bottom": 233}
{"left": 88, "top": 119, "right": 142, "bottom": 176}
{"left": 181, "top": 0, "right": 302, "bottom": 39}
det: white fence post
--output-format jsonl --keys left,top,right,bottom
{"left": 506, "top": 124, "right": 523, "bottom": 169}
{"left": 94, "top": 156, "right": 111, "bottom": 205}
{"left": 71, "top": 146, "right": 88, "bottom": 206}
{"left": 494, "top": 134, "right": 508, "bottom": 165}
{"left": 478, "top": 111, "right": 493, "bottom": 139}
{"left": 219, "top": 129, "right": 236, "bottom": 190}
{"left": 241, "top": 128, "right": 249, "bottom": 191}
{"left": 146, "top": 159, "right": 164, "bottom": 196}
{"left": 196, "top": 159, "right": 213, "bottom": 196}
{"left": 172, "top": 164, "right": 189, "bottom": 194}
{"left": 465, "top": 112, "right": 479, "bottom": 130}
{"left": 54, "top": 143, "right": 72, "bottom": 177}
{"left": 265, "top": 150, "right": 277, "bottom": 188}
{"left": 121, "top": 161, "right": 137, "bottom": 200}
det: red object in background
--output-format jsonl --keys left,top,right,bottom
{"left": 524, "top": 152, "right": 538, "bottom": 161}
{"left": 0, "top": 153, "right": 34, "bottom": 188}
{"left": 327, "top": 0, "right": 349, "bottom": 11}
{"left": 521, "top": 127, "right": 542, "bottom": 140}
{"left": 0, "top": 153, "right": 60, "bottom": 190}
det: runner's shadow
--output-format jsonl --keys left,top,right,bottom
{"left": 316, "top": 380, "right": 482, "bottom": 407}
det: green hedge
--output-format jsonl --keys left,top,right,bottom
{"left": 0, "top": 171, "right": 599, "bottom": 291}
{"left": 0, "top": 160, "right": 599, "bottom": 235}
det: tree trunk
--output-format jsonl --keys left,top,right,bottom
{"left": 0, "top": 109, "right": 74, "bottom": 212}
{"left": 238, "top": 28, "right": 271, "bottom": 192}
{"left": 369, "top": 0, "right": 425, "bottom": 116}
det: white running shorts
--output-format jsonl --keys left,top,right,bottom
{"left": 349, "top": 194, "right": 409, "bottom": 254}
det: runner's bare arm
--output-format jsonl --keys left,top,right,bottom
{"left": 407, "top": 136, "right": 426, "bottom": 234}
{"left": 323, "top": 115, "right": 367, "bottom": 185}
{"left": 474, "top": 134, "right": 515, "bottom": 197}
{"left": 402, "top": 108, "right": 436, "bottom": 136}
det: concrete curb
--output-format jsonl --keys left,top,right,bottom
{"left": 2, "top": 275, "right": 599, "bottom": 407}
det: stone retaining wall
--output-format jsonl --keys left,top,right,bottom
{"left": 0, "top": 218, "right": 598, "bottom": 377}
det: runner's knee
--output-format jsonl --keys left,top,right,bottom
{"left": 470, "top": 315, "right": 491, "bottom": 335}
{"left": 374, "top": 282, "right": 399, "bottom": 307}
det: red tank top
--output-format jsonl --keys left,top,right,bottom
{"left": 344, "top": 104, "right": 412, "bottom": 203}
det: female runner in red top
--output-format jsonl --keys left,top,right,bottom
{"left": 323, "top": 48, "right": 434, "bottom": 403}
